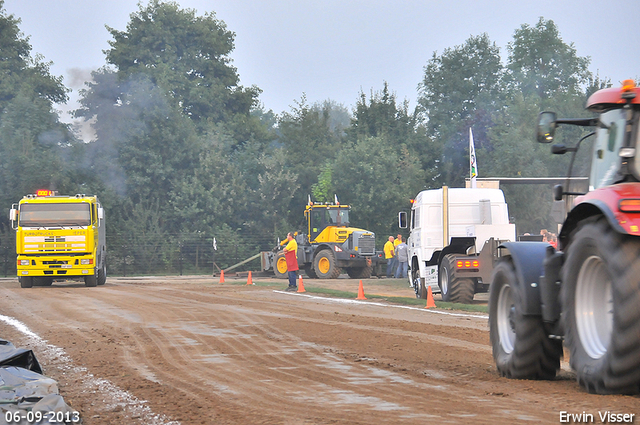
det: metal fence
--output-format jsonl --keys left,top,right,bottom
{"left": 0, "top": 231, "right": 279, "bottom": 278}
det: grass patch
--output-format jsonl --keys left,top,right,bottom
{"left": 300, "top": 286, "right": 488, "bottom": 314}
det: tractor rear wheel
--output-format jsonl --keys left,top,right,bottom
{"left": 439, "top": 254, "right": 474, "bottom": 304}
{"left": 313, "top": 249, "right": 341, "bottom": 279}
{"left": 489, "top": 259, "right": 562, "bottom": 380}
{"left": 562, "top": 218, "right": 640, "bottom": 394}
{"left": 274, "top": 252, "right": 288, "bottom": 279}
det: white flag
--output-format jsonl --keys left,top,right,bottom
{"left": 213, "top": 237, "right": 217, "bottom": 251}
{"left": 469, "top": 128, "right": 477, "bottom": 188}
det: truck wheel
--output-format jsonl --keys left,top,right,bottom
{"left": 411, "top": 266, "right": 426, "bottom": 299}
{"left": 97, "top": 264, "right": 107, "bottom": 285}
{"left": 489, "top": 259, "right": 562, "bottom": 380}
{"left": 84, "top": 274, "right": 97, "bottom": 287}
{"left": 19, "top": 277, "right": 33, "bottom": 288}
{"left": 346, "top": 266, "right": 372, "bottom": 279}
{"left": 562, "top": 219, "right": 640, "bottom": 394}
{"left": 439, "top": 254, "right": 474, "bottom": 303}
{"left": 274, "top": 252, "right": 288, "bottom": 279}
{"left": 313, "top": 249, "right": 341, "bottom": 279}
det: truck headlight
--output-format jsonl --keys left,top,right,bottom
{"left": 18, "top": 260, "right": 29, "bottom": 266}
{"left": 80, "top": 259, "right": 93, "bottom": 265}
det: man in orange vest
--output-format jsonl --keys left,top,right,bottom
{"left": 284, "top": 232, "right": 299, "bottom": 291}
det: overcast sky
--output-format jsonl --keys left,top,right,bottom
{"left": 4, "top": 0, "right": 640, "bottom": 127}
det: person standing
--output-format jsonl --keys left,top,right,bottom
{"left": 384, "top": 236, "right": 395, "bottom": 278}
{"left": 392, "top": 234, "right": 403, "bottom": 276}
{"left": 283, "top": 232, "right": 299, "bottom": 291}
{"left": 394, "top": 239, "right": 408, "bottom": 278}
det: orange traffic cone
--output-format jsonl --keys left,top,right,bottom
{"left": 425, "top": 286, "right": 436, "bottom": 309}
{"left": 246, "top": 271, "right": 254, "bottom": 285}
{"left": 356, "top": 280, "right": 367, "bottom": 300}
{"left": 219, "top": 269, "right": 225, "bottom": 283}
{"left": 297, "top": 275, "right": 306, "bottom": 293}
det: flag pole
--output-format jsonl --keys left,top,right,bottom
{"left": 469, "top": 128, "right": 477, "bottom": 189}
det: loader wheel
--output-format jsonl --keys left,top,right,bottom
{"left": 346, "top": 265, "right": 372, "bottom": 279}
{"left": 274, "top": 252, "right": 288, "bottom": 279}
{"left": 411, "top": 265, "right": 426, "bottom": 299}
{"left": 562, "top": 219, "right": 640, "bottom": 394}
{"left": 489, "top": 259, "right": 562, "bottom": 380}
{"left": 439, "top": 254, "right": 474, "bottom": 304}
{"left": 19, "top": 277, "right": 33, "bottom": 288}
{"left": 313, "top": 249, "right": 341, "bottom": 279}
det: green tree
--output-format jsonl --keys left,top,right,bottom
{"left": 75, "top": 1, "right": 274, "bottom": 243}
{"left": 277, "top": 95, "right": 345, "bottom": 222}
{"left": 418, "top": 34, "right": 504, "bottom": 187}
{"left": 482, "top": 18, "right": 595, "bottom": 232}
{"left": 506, "top": 17, "right": 591, "bottom": 99}
{"left": 0, "top": 1, "right": 74, "bottom": 226}
{"left": 105, "top": 0, "right": 260, "bottom": 136}
{"left": 330, "top": 137, "right": 426, "bottom": 244}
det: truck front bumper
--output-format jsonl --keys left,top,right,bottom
{"left": 17, "top": 255, "right": 96, "bottom": 278}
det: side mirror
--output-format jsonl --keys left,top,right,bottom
{"left": 553, "top": 184, "right": 564, "bottom": 201}
{"left": 9, "top": 208, "right": 17, "bottom": 222}
{"left": 537, "top": 111, "right": 557, "bottom": 143}
{"left": 398, "top": 211, "right": 407, "bottom": 229}
{"left": 98, "top": 207, "right": 104, "bottom": 220}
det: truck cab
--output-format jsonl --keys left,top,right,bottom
{"left": 404, "top": 187, "right": 515, "bottom": 302}
{"left": 10, "top": 191, "right": 106, "bottom": 288}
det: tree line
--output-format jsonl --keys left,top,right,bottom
{"left": 0, "top": 0, "right": 615, "bottom": 272}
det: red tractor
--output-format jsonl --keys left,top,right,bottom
{"left": 489, "top": 80, "right": 640, "bottom": 394}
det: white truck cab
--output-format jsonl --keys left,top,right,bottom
{"left": 403, "top": 187, "right": 515, "bottom": 303}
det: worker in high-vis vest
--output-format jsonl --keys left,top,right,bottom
{"left": 384, "top": 236, "right": 395, "bottom": 278}
{"left": 283, "top": 232, "right": 299, "bottom": 291}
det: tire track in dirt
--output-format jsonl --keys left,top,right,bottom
{"left": 105, "top": 284, "right": 544, "bottom": 424}
{"left": 1, "top": 279, "right": 638, "bottom": 424}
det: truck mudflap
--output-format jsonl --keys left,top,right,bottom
{"left": 496, "top": 241, "right": 550, "bottom": 315}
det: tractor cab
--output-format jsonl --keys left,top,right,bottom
{"left": 537, "top": 79, "right": 640, "bottom": 194}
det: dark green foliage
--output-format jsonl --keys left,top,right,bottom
{"left": 0, "top": 2, "right": 609, "bottom": 272}
{"left": 418, "top": 34, "right": 504, "bottom": 187}
{"left": 0, "top": 1, "right": 76, "bottom": 232}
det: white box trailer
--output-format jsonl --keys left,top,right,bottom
{"left": 400, "top": 186, "right": 515, "bottom": 303}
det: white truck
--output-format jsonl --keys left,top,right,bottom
{"left": 400, "top": 186, "right": 515, "bottom": 303}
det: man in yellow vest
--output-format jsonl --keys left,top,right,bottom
{"left": 384, "top": 236, "right": 395, "bottom": 278}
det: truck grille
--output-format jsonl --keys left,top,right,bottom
{"left": 358, "top": 235, "right": 375, "bottom": 256}
{"left": 23, "top": 235, "right": 86, "bottom": 252}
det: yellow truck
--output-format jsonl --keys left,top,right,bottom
{"left": 9, "top": 190, "right": 106, "bottom": 288}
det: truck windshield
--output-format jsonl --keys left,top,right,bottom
{"left": 19, "top": 203, "right": 91, "bottom": 227}
{"left": 327, "top": 208, "right": 349, "bottom": 225}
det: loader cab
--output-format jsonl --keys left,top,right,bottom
{"left": 305, "top": 204, "right": 350, "bottom": 242}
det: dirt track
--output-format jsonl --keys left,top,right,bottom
{"left": 0, "top": 275, "right": 637, "bottom": 424}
